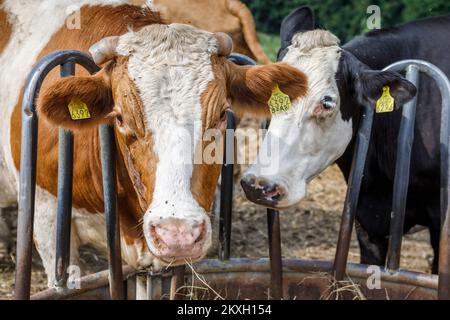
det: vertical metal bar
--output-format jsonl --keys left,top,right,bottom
{"left": 15, "top": 80, "right": 39, "bottom": 300}
{"left": 218, "top": 111, "right": 236, "bottom": 260}
{"left": 260, "top": 119, "right": 283, "bottom": 299}
{"left": 440, "top": 90, "right": 450, "bottom": 299}
{"left": 126, "top": 275, "right": 137, "bottom": 300}
{"left": 217, "top": 54, "right": 255, "bottom": 261}
{"left": 99, "top": 125, "right": 124, "bottom": 300}
{"left": 14, "top": 50, "right": 99, "bottom": 300}
{"left": 333, "top": 105, "right": 375, "bottom": 280}
{"left": 375, "top": 59, "right": 450, "bottom": 299}
{"left": 439, "top": 215, "right": 450, "bottom": 299}
{"left": 438, "top": 65, "right": 450, "bottom": 300}
{"left": 147, "top": 273, "right": 162, "bottom": 300}
{"left": 267, "top": 209, "right": 283, "bottom": 299}
{"left": 54, "top": 62, "right": 75, "bottom": 288}
{"left": 161, "top": 274, "right": 172, "bottom": 300}
{"left": 170, "top": 266, "right": 185, "bottom": 300}
{"left": 386, "top": 65, "right": 420, "bottom": 271}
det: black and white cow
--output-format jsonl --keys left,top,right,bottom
{"left": 241, "top": 7, "right": 450, "bottom": 272}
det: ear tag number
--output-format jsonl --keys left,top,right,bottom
{"left": 68, "top": 100, "right": 91, "bottom": 120}
{"left": 268, "top": 84, "right": 292, "bottom": 115}
{"left": 376, "top": 86, "right": 394, "bottom": 113}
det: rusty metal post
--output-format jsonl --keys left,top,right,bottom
{"left": 54, "top": 61, "right": 76, "bottom": 288}
{"left": 260, "top": 119, "right": 283, "bottom": 299}
{"left": 267, "top": 209, "right": 283, "bottom": 299}
{"left": 333, "top": 104, "right": 374, "bottom": 280}
{"left": 15, "top": 50, "right": 99, "bottom": 300}
{"left": 386, "top": 65, "right": 420, "bottom": 271}
{"left": 170, "top": 266, "right": 185, "bottom": 300}
{"left": 99, "top": 125, "right": 124, "bottom": 300}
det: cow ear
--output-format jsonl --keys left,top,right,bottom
{"left": 278, "top": 6, "right": 316, "bottom": 60}
{"left": 355, "top": 70, "right": 417, "bottom": 109}
{"left": 227, "top": 61, "right": 308, "bottom": 118}
{"left": 37, "top": 70, "right": 114, "bottom": 130}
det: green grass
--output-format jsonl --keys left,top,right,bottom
{"left": 257, "top": 32, "right": 281, "bottom": 62}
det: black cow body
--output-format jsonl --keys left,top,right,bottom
{"left": 279, "top": 8, "right": 450, "bottom": 272}
{"left": 340, "top": 15, "right": 450, "bottom": 273}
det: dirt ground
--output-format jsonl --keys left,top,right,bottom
{"left": 0, "top": 117, "right": 434, "bottom": 299}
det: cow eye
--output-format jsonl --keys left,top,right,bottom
{"left": 216, "top": 109, "right": 229, "bottom": 130}
{"left": 321, "top": 96, "right": 336, "bottom": 110}
{"left": 220, "top": 111, "right": 227, "bottom": 122}
{"left": 116, "top": 115, "right": 125, "bottom": 127}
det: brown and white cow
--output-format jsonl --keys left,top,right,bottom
{"left": 0, "top": 0, "right": 307, "bottom": 286}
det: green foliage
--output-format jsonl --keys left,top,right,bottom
{"left": 244, "top": 0, "right": 450, "bottom": 43}
{"left": 257, "top": 32, "right": 280, "bottom": 61}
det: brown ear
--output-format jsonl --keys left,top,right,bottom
{"left": 37, "top": 71, "right": 113, "bottom": 130}
{"left": 227, "top": 61, "right": 308, "bottom": 117}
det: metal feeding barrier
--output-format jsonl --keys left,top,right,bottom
{"left": 332, "top": 60, "right": 450, "bottom": 300}
{"left": 14, "top": 51, "right": 450, "bottom": 300}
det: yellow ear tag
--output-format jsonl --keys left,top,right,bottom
{"left": 376, "top": 86, "right": 395, "bottom": 113}
{"left": 268, "top": 84, "right": 292, "bottom": 115}
{"left": 68, "top": 100, "right": 91, "bottom": 120}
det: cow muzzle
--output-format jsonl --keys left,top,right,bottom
{"left": 240, "top": 173, "right": 287, "bottom": 208}
{"left": 147, "top": 217, "right": 209, "bottom": 264}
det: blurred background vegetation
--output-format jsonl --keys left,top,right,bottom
{"left": 245, "top": 0, "right": 450, "bottom": 61}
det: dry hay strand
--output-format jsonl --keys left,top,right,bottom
{"left": 296, "top": 271, "right": 366, "bottom": 300}
{"left": 182, "top": 259, "right": 225, "bottom": 300}
{"left": 320, "top": 272, "right": 366, "bottom": 300}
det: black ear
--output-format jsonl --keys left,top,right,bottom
{"left": 278, "top": 6, "right": 316, "bottom": 61}
{"left": 280, "top": 6, "right": 315, "bottom": 47}
{"left": 355, "top": 70, "right": 417, "bottom": 109}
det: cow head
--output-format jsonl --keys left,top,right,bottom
{"left": 241, "top": 7, "right": 417, "bottom": 209}
{"left": 37, "top": 23, "right": 307, "bottom": 266}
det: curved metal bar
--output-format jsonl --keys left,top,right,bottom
{"left": 99, "top": 125, "right": 124, "bottom": 300}
{"left": 333, "top": 104, "right": 375, "bottom": 280}
{"left": 16, "top": 50, "right": 99, "bottom": 300}
{"left": 218, "top": 53, "right": 255, "bottom": 261}
{"left": 385, "top": 65, "right": 420, "bottom": 270}
{"left": 382, "top": 60, "right": 450, "bottom": 299}
{"left": 54, "top": 61, "right": 76, "bottom": 289}
{"left": 227, "top": 52, "right": 257, "bottom": 66}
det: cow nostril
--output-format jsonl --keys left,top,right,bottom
{"left": 191, "top": 222, "right": 204, "bottom": 243}
{"left": 262, "top": 183, "right": 276, "bottom": 194}
{"left": 262, "top": 184, "right": 282, "bottom": 199}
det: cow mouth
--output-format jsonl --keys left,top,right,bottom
{"left": 240, "top": 179, "right": 285, "bottom": 208}
{"left": 157, "top": 255, "right": 203, "bottom": 267}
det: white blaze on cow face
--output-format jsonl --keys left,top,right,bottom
{"left": 116, "top": 24, "right": 218, "bottom": 264}
{"left": 244, "top": 30, "right": 353, "bottom": 209}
